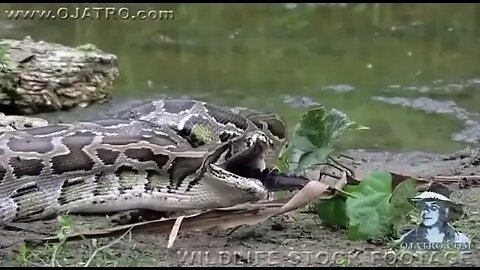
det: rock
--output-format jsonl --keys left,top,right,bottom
{"left": 0, "top": 113, "right": 49, "bottom": 133}
{"left": 0, "top": 36, "right": 118, "bottom": 115}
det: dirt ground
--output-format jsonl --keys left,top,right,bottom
{"left": 0, "top": 147, "right": 479, "bottom": 267}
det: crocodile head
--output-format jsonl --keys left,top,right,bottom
{"left": 196, "top": 130, "right": 272, "bottom": 203}
{"left": 204, "top": 130, "right": 271, "bottom": 179}
{"left": 229, "top": 107, "right": 288, "bottom": 169}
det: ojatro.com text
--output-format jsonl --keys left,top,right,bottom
{"left": 4, "top": 6, "right": 174, "bottom": 21}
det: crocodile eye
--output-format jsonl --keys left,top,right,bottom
{"left": 258, "top": 134, "right": 267, "bottom": 143}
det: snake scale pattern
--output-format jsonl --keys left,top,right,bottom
{"left": 0, "top": 98, "right": 307, "bottom": 226}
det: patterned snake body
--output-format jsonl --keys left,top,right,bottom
{"left": 0, "top": 98, "right": 302, "bottom": 225}
{"left": 110, "top": 99, "right": 288, "bottom": 167}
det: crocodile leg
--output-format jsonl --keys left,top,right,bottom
{"left": 108, "top": 210, "right": 173, "bottom": 225}
{"left": 257, "top": 169, "right": 310, "bottom": 191}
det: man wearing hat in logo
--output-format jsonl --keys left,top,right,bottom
{"left": 399, "top": 191, "right": 471, "bottom": 250}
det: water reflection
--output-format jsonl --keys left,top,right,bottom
{"left": 1, "top": 3, "right": 479, "bottom": 153}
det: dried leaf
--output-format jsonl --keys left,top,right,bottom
{"left": 275, "top": 180, "right": 331, "bottom": 214}
{"left": 391, "top": 172, "right": 417, "bottom": 188}
{"left": 167, "top": 216, "right": 185, "bottom": 249}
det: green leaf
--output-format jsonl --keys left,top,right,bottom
{"left": 291, "top": 106, "right": 369, "bottom": 173}
{"left": 314, "top": 183, "right": 362, "bottom": 228}
{"left": 274, "top": 145, "right": 292, "bottom": 172}
{"left": 346, "top": 193, "right": 390, "bottom": 240}
{"left": 296, "top": 148, "right": 332, "bottom": 174}
{"left": 314, "top": 171, "right": 423, "bottom": 242}
{"left": 345, "top": 171, "right": 392, "bottom": 240}
{"left": 323, "top": 108, "right": 364, "bottom": 146}
{"left": 355, "top": 170, "right": 392, "bottom": 195}
{"left": 389, "top": 178, "right": 417, "bottom": 236}
{"left": 293, "top": 107, "right": 327, "bottom": 152}
{"left": 316, "top": 196, "right": 349, "bottom": 228}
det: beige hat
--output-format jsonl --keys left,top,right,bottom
{"left": 409, "top": 191, "right": 463, "bottom": 221}
{"left": 409, "top": 191, "right": 454, "bottom": 203}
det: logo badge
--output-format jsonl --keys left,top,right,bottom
{"left": 399, "top": 191, "right": 471, "bottom": 251}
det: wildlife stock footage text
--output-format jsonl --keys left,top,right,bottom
{"left": 175, "top": 248, "right": 473, "bottom": 266}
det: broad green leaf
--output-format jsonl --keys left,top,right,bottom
{"left": 292, "top": 129, "right": 318, "bottom": 152}
{"left": 314, "top": 183, "right": 361, "bottom": 228}
{"left": 292, "top": 107, "right": 327, "bottom": 152}
{"left": 316, "top": 196, "right": 349, "bottom": 228}
{"left": 296, "top": 148, "right": 332, "bottom": 174}
{"left": 314, "top": 171, "right": 423, "bottom": 241}
{"left": 346, "top": 192, "right": 391, "bottom": 240}
{"left": 291, "top": 106, "right": 368, "bottom": 173}
{"left": 347, "top": 205, "right": 381, "bottom": 240}
{"left": 354, "top": 170, "right": 392, "bottom": 196}
{"left": 323, "top": 109, "right": 361, "bottom": 146}
{"left": 389, "top": 178, "right": 417, "bottom": 236}
{"left": 345, "top": 171, "right": 393, "bottom": 240}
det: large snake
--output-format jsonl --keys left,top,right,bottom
{"left": 108, "top": 98, "right": 288, "bottom": 166}
{"left": 0, "top": 98, "right": 308, "bottom": 226}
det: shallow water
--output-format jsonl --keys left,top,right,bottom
{"left": 1, "top": 3, "right": 480, "bottom": 153}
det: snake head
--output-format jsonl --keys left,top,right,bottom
{"left": 207, "top": 130, "right": 270, "bottom": 179}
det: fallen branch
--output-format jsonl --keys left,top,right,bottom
{"left": 429, "top": 175, "right": 480, "bottom": 181}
